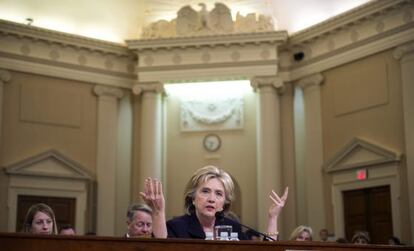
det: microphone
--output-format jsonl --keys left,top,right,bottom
{"left": 215, "top": 211, "right": 276, "bottom": 241}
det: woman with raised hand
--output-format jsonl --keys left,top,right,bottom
{"left": 140, "top": 177, "right": 167, "bottom": 238}
{"left": 141, "top": 165, "right": 288, "bottom": 240}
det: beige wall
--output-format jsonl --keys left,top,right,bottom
{"left": 320, "top": 49, "right": 409, "bottom": 239}
{"left": 2, "top": 71, "right": 98, "bottom": 171}
{"left": 164, "top": 89, "right": 258, "bottom": 228}
{"left": 0, "top": 71, "right": 98, "bottom": 230}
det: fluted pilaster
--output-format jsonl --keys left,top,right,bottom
{"left": 394, "top": 42, "right": 414, "bottom": 242}
{"left": 133, "top": 82, "right": 164, "bottom": 191}
{"left": 0, "top": 69, "right": 11, "bottom": 152}
{"left": 93, "top": 85, "right": 124, "bottom": 236}
{"left": 251, "top": 76, "right": 284, "bottom": 232}
{"left": 297, "top": 73, "right": 325, "bottom": 237}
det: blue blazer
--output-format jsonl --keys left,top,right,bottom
{"left": 167, "top": 212, "right": 246, "bottom": 240}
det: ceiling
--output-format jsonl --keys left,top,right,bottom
{"left": 0, "top": 0, "right": 372, "bottom": 44}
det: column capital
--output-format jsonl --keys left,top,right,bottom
{"left": 251, "top": 76, "right": 284, "bottom": 93}
{"left": 93, "top": 85, "right": 124, "bottom": 99}
{"left": 0, "top": 69, "right": 11, "bottom": 84}
{"left": 393, "top": 42, "right": 414, "bottom": 60}
{"left": 297, "top": 73, "right": 324, "bottom": 90}
{"left": 132, "top": 82, "right": 164, "bottom": 96}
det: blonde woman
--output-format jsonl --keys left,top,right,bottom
{"left": 22, "top": 203, "right": 58, "bottom": 235}
{"left": 289, "top": 225, "right": 313, "bottom": 241}
{"left": 141, "top": 165, "right": 288, "bottom": 240}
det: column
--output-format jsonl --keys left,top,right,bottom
{"left": 251, "top": 76, "right": 284, "bottom": 232}
{"left": 93, "top": 85, "right": 124, "bottom": 236}
{"left": 132, "top": 82, "right": 164, "bottom": 187}
{"left": 394, "top": 42, "right": 414, "bottom": 242}
{"left": 0, "top": 70, "right": 11, "bottom": 144}
{"left": 297, "top": 73, "right": 325, "bottom": 237}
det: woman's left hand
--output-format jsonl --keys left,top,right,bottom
{"left": 268, "top": 187, "right": 288, "bottom": 218}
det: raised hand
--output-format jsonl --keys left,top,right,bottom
{"left": 139, "top": 177, "right": 167, "bottom": 238}
{"left": 139, "top": 178, "right": 165, "bottom": 214}
{"left": 268, "top": 187, "right": 288, "bottom": 218}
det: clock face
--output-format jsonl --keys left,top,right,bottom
{"left": 203, "top": 134, "right": 221, "bottom": 152}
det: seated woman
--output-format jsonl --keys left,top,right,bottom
{"left": 140, "top": 165, "right": 288, "bottom": 240}
{"left": 289, "top": 225, "right": 313, "bottom": 241}
{"left": 21, "top": 203, "right": 58, "bottom": 235}
{"left": 351, "top": 231, "right": 370, "bottom": 244}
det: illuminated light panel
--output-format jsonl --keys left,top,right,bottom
{"left": 164, "top": 80, "right": 252, "bottom": 101}
{"left": 356, "top": 168, "right": 368, "bottom": 181}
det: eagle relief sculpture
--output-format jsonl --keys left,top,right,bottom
{"left": 176, "top": 3, "right": 233, "bottom": 36}
{"left": 141, "top": 2, "right": 275, "bottom": 38}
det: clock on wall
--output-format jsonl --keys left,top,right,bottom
{"left": 203, "top": 133, "right": 221, "bottom": 152}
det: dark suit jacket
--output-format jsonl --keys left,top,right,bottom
{"left": 166, "top": 212, "right": 246, "bottom": 240}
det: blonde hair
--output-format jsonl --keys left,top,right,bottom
{"left": 127, "top": 203, "right": 152, "bottom": 222}
{"left": 22, "top": 203, "right": 58, "bottom": 235}
{"left": 289, "top": 225, "right": 313, "bottom": 241}
{"left": 351, "top": 231, "right": 370, "bottom": 244}
{"left": 184, "top": 165, "right": 234, "bottom": 214}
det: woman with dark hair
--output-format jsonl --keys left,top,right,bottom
{"left": 22, "top": 203, "right": 58, "bottom": 235}
{"left": 140, "top": 165, "right": 288, "bottom": 240}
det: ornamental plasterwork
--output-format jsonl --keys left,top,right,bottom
{"left": 141, "top": 2, "right": 275, "bottom": 39}
{"left": 280, "top": 0, "right": 414, "bottom": 81}
{"left": 181, "top": 97, "right": 244, "bottom": 132}
{"left": 0, "top": 19, "right": 136, "bottom": 87}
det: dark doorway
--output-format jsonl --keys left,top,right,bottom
{"left": 16, "top": 195, "right": 76, "bottom": 232}
{"left": 343, "top": 185, "right": 393, "bottom": 244}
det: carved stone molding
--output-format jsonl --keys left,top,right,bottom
{"left": 0, "top": 20, "right": 136, "bottom": 88}
{"left": 93, "top": 85, "right": 124, "bottom": 99}
{"left": 393, "top": 42, "right": 414, "bottom": 60}
{"left": 290, "top": 0, "right": 411, "bottom": 45}
{"left": 141, "top": 3, "right": 275, "bottom": 39}
{"left": 132, "top": 82, "right": 164, "bottom": 95}
{"left": 128, "top": 31, "right": 287, "bottom": 52}
{"left": 296, "top": 73, "right": 324, "bottom": 90}
{"left": 323, "top": 137, "right": 401, "bottom": 173}
{"left": 251, "top": 76, "right": 284, "bottom": 94}
{"left": 0, "top": 19, "right": 129, "bottom": 56}
{"left": 282, "top": 0, "right": 414, "bottom": 81}
{"left": 180, "top": 97, "right": 244, "bottom": 131}
{"left": 0, "top": 69, "right": 11, "bottom": 83}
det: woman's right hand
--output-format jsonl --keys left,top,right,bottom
{"left": 139, "top": 178, "right": 165, "bottom": 215}
{"left": 139, "top": 177, "right": 167, "bottom": 238}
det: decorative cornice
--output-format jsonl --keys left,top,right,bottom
{"left": 297, "top": 73, "right": 324, "bottom": 90}
{"left": 93, "top": 85, "right": 124, "bottom": 99}
{"left": 284, "top": 24, "right": 414, "bottom": 82}
{"left": 0, "top": 69, "right": 11, "bottom": 83}
{"left": 393, "top": 41, "right": 414, "bottom": 60}
{"left": 127, "top": 31, "right": 288, "bottom": 52}
{"left": 0, "top": 19, "right": 130, "bottom": 57}
{"left": 289, "top": 0, "right": 411, "bottom": 45}
{"left": 132, "top": 82, "right": 164, "bottom": 95}
{"left": 278, "top": 0, "right": 414, "bottom": 82}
